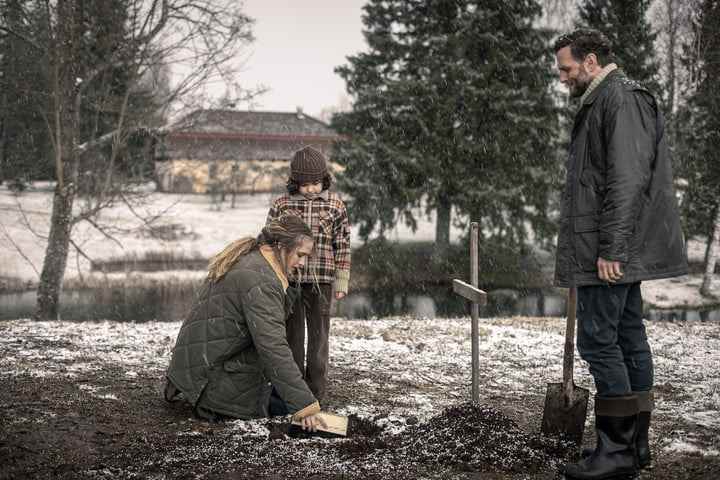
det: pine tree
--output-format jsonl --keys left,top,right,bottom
{"left": 333, "top": 0, "right": 560, "bottom": 250}
{"left": 681, "top": 0, "right": 720, "bottom": 291}
{"left": 0, "top": 0, "right": 53, "bottom": 183}
{"left": 578, "top": 0, "right": 662, "bottom": 95}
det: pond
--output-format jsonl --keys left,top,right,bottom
{"left": 1, "top": 284, "right": 718, "bottom": 322}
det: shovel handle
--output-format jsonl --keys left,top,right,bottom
{"left": 562, "top": 287, "right": 578, "bottom": 399}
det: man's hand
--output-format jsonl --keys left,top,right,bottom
{"left": 597, "top": 257, "right": 623, "bottom": 283}
{"left": 301, "top": 413, "right": 327, "bottom": 432}
{"left": 335, "top": 291, "right": 346, "bottom": 300}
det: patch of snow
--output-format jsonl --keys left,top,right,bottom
{"left": 0, "top": 190, "right": 463, "bottom": 284}
{"left": 642, "top": 274, "right": 720, "bottom": 309}
{"left": 682, "top": 410, "right": 720, "bottom": 429}
{"left": 228, "top": 418, "right": 271, "bottom": 438}
{"left": 663, "top": 438, "right": 720, "bottom": 457}
{"left": 1, "top": 315, "right": 719, "bottom": 463}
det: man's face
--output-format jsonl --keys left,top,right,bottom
{"left": 556, "top": 46, "right": 592, "bottom": 98}
{"left": 284, "top": 237, "right": 314, "bottom": 272}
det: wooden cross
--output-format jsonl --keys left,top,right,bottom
{"left": 452, "top": 222, "right": 487, "bottom": 403}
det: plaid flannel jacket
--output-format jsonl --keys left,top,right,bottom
{"left": 266, "top": 191, "right": 351, "bottom": 292}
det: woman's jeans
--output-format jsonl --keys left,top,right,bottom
{"left": 576, "top": 282, "right": 653, "bottom": 397}
{"left": 268, "top": 388, "right": 289, "bottom": 417}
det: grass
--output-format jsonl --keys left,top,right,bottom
{"left": 351, "top": 238, "right": 549, "bottom": 291}
{"left": 90, "top": 250, "right": 208, "bottom": 273}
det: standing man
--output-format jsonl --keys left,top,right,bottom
{"left": 553, "top": 29, "right": 687, "bottom": 480}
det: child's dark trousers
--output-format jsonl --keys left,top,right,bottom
{"left": 286, "top": 283, "right": 332, "bottom": 401}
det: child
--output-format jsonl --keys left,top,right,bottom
{"left": 266, "top": 146, "right": 351, "bottom": 402}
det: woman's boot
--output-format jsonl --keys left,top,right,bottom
{"left": 563, "top": 395, "right": 639, "bottom": 480}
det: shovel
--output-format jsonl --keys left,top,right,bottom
{"left": 541, "top": 287, "right": 589, "bottom": 445}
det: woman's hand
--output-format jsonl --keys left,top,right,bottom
{"left": 301, "top": 413, "right": 327, "bottom": 432}
{"left": 335, "top": 291, "right": 346, "bottom": 300}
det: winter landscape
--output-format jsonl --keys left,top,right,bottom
{"left": 1, "top": 315, "right": 719, "bottom": 479}
{"left": 2, "top": 0, "right": 720, "bottom": 479}
{"left": 1, "top": 185, "right": 719, "bottom": 479}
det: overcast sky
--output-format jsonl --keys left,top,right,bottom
{"left": 234, "top": 1, "right": 368, "bottom": 119}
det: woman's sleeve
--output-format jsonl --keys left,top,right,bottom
{"left": 241, "top": 282, "right": 318, "bottom": 414}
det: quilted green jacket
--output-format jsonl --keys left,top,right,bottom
{"left": 166, "top": 248, "right": 317, "bottom": 419}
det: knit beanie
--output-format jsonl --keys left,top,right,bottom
{"left": 290, "top": 146, "right": 327, "bottom": 184}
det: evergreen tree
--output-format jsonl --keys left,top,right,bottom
{"left": 680, "top": 0, "right": 720, "bottom": 240}
{"left": 333, "top": 0, "right": 559, "bottom": 250}
{"left": 0, "top": 0, "right": 165, "bottom": 187}
{"left": 578, "top": 0, "right": 662, "bottom": 95}
{"left": 0, "top": 0, "right": 53, "bottom": 183}
{"left": 0, "top": 0, "right": 254, "bottom": 319}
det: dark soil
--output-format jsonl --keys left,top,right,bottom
{"left": 0, "top": 366, "right": 571, "bottom": 480}
{"left": 1, "top": 326, "right": 719, "bottom": 479}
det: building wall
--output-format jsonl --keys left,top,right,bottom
{"left": 155, "top": 159, "right": 289, "bottom": 194}
{"left": 156, "top": 137, "right": 338, "bottom": 193}
{"left": 164, "top": 137, "right": 334, "bottom": 162}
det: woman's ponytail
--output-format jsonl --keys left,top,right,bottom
{"left": 206, "top": 214, "right": 313, "bottom": 283}
{"left": 207, "top": 237, "right": 257, "bottom": 282}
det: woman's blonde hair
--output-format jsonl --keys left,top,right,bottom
{"left": 207, "top": 215, "right": 312, "bottom": 282}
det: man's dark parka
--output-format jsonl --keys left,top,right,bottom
{"left": 554, "top": 69, "right": 688, "bottom": 287}
{"left": 166, "top": 247, "right": 318, "bottom": 419}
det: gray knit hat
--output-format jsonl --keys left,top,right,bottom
{"left": 290, "top": 146, "right": 327, "bottom": 184}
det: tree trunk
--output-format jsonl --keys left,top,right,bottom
{"left": 700, "top": 205, "right": 720, "bottom": 296}
{"left": 665, "top": 0, "right": 677, "bottom": 141}
{"left": 435, "top": 196, "right": 451, "bottom": 250}
{"left": 36, "top": 184, "right": 76, "bottom": 319}
{"left": 35, "top": 0, "right": 82, "bottom": 320}
{"left": 0, "top": 78, "right": 6, "bottom": 184}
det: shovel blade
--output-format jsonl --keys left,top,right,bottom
{"left": 541, "top": 382, "right": 590, "bottom": 445}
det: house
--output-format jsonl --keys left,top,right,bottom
{"left": 155, "top": 108, "right": 341, "bottom": 194}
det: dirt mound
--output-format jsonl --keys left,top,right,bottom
{"left": 392, "top": 402, "right": 574, "bottom": 473}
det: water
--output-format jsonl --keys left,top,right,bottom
{"left": 1, "top": 285, "right": 718, "bottom": 322}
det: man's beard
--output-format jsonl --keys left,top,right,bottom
{"left": 569, "top": 66, "right": 591, "bottom": 98}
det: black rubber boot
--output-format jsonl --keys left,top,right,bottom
{"left": 634, "top": 390, "right": 653, "bottom": 469}
{"left": 563, "top": 395, "right": 639, "bottom": 480}
{"left": 581, "top": 390, "right": 652, "bottom": 470}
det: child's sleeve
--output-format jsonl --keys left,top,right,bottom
{"left": 332, "top": 201, "right": 352, "bottom": 294}
{"left": 266, "top": 198, "right": 281, "bottom": 226}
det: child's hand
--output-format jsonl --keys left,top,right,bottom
{"left": 335, "top": 292, "right": 346, "bottom": 300}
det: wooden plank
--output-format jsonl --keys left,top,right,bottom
{"left": 470, "top": 222, "right": 480, "bottom": 403}
{"left": 453, "top": 279, "right": 487, "bottom": 306}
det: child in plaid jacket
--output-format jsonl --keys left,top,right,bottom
{"left": 266, "top": 146, "right": 351, "bottom": 401}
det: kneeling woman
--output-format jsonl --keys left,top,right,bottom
{"left": 165, "top": 215, "right": 323, "bottom": 430}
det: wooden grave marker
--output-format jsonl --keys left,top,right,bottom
{"left": 452, "top": 222, "right": 487, "bottom": 403}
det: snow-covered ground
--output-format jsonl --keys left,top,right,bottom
{"left": 1, "top": 185, "right": 718, "bottom": 310}
{"left": 0, "top": 186, "right": 463, "bottom": 280}
{"left": 1, "top": 315, "right": 718, "bottom": 478}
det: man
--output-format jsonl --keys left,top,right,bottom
{"left": 553, "top": 29, "right": 687, "bottom": 480}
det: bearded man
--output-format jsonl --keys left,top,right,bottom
{"left": 553, "top": 29, "right": 687, "bottom": 480}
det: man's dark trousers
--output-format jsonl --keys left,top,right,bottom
{"left": 286, "top": 283, "right": 332, "bottom": 401}
{"left": 576, "top": 282, "right": 653, "bottom": 396}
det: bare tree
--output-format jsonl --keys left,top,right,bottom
{"left": 1, "top": 0, "right": 258, "bottom": 319}
{"left": 701, "top": 205, "right": 720, "bottom": 297}
{"left": 650, "top": 0, "right": 701, "bottom": 140}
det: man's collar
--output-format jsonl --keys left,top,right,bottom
{"left": 580, "top": 63, "right": 618, "bottom": 106}
{"left": 290, "top": 190, "right": 329, "bottom": 201}
{"left": 259, "top": 245, "right": 289, "bottom": 290}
